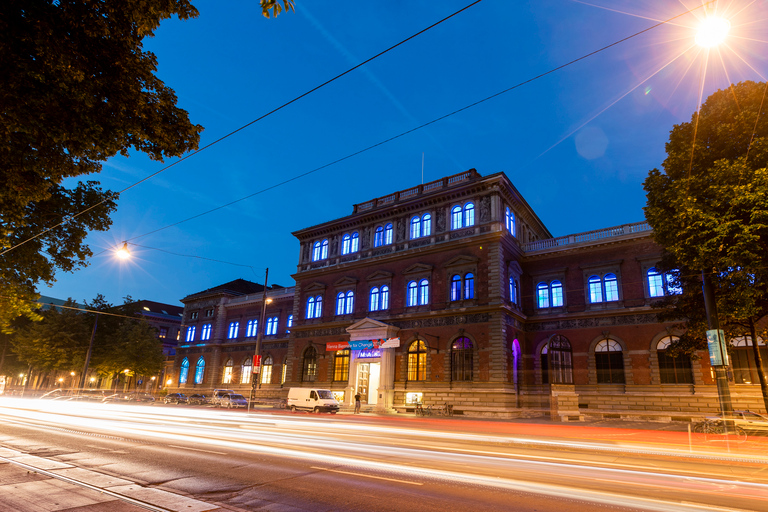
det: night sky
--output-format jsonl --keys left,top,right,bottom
{"left": 42, "top": 0, "right": 768, "bottom": 307}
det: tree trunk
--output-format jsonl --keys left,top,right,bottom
{"left": 748, "top": 317, "right": 768, "bottom": 413}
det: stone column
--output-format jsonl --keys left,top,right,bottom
{"left": 378, "top": 348, "right": 396, "bottom": 412}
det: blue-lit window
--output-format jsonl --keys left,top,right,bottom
{"left": 506, "top": 207, "right": 516, "bottom": 236}
{"left": 179, "top": 358, "right": 189, "bottom": 384}
{"left": 286, "top": 315, "right": 293, "bottom": 333}
{"left": 246, "top": 319, "right": 258, "bottom": 337}
{"left": 374, "top": 224, "right": 393, "bottom": 247}
{"left": 227, "top": 321, "right": 239, "bottom": 340}
{"left": 194, "top": 357, "right": 205, "bottom": 384}
{"left": 336, "top": 291, "right": 354, "bottom": 315}
{"left": 451, "top": 203, "right": 475, "bottom": 230}
{"left": 342, "top": 232, "right": 360, "bottom": 255}
{"left": 369, "top": 285, "right": 389, "bottom": 311}
{"left": 185, "top": 326, "right": 196, "bottom": 342}
{"left": 537, "top": 281, "right": 563, "bottom": 308}
{"left": 509, "top": 277, "right": 519, "bottom": 304}
{"left": 201, "top": 323, "right": 212, "bottom": 341}
{"left": 451, "top": 273, "right": 474, "bottom": 300}
{"left": 450, "top": 274, "right": 462, "bottom": 301}
{"left": 407, "top": 279, "right": 429, "bottom": 306}
{"left": 464, "top": 273, "right": 474, "bottom": 299}
{"left": 312, "top": 239, "right": 329, "bottom": 261}
{"left": 410, "top": 213, "right": 431, "bottom": 239}
{"left": 306, "top": 295, "right": 323, "bottom": 319}
{"left": 648, "top": 268, "right": 682, "bottom": 297}
{"left": 589, "top": 274, "right": 620, "bottom": 303}
{"left": 266, "top": 316, "right": 278, "bottom": 335}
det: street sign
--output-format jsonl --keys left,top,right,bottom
{"left": 252, "top": 354, "right": 262, "bottom": 373}
{"left": 706, "top": 329, "right": 730, "bottom": 366}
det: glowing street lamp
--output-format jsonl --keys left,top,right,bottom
{"left": 695, "top": 16, "right": 730, "bottom": 48}
{"left": 115, "top": 241, "right": 131, "bottom": 260}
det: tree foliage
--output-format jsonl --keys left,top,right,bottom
{"left": 644, "top": 81, "right": 768, "bottom": 408}
{"left": 0, "top": 1, "right": 204, "bottom": 331}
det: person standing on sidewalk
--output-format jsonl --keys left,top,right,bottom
{"left": 354, "top": 391, "right": 361, "bottom": 414}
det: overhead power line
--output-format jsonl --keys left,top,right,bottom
{"left": 0, "top": 0, "right": 484, "bottom": 258}
{"left": 121, "top": 4, "right": 705, "bottom": 245}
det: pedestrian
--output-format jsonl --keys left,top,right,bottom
{"left": 354, "top": 391, "right": 361, "bottom": 414}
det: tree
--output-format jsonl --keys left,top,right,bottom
{"left": 644, "top": 80, "right": 768, "bottom": 411}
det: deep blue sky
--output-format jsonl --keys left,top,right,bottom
{"left": 43, "top": 0, "right": 768, "bottom": 307}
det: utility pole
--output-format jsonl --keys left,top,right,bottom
{"left": 701, "top": 270, "right": 734, "bottom": 425}
{"left": 248, "top": 268, "right": 269, "bottom": 413}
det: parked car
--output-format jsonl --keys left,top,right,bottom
{"left": 286, "top": 388, "right": 339, "bottom": 413}
{"left": 103, "top": 392, "right": 155, "bottom": 403}
{"left": 717, "top": 410, "right": 768, "bottom": 436}
{"left": 187, "top": 394, "right": 210, "bottom": 405}
{"left": 218, "top": 393, "right": 248, "bottom": 409}
{"left": 163, "top": 393, "right": 188, "bottom": 404}
{"left": 211, "top": 389, "right": 235, "bottom": 407}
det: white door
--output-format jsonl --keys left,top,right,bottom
{"left": 368, "top": 363, "right": 380, "bottom": 405}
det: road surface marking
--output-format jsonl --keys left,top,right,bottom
{"left": 168, "top": 445, "right": 227, "bottom": 455}
{"left": 311, "top": 466, "right": 423, "bottom": 485}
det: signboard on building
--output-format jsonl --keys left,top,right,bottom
{"left": 325, "top": 338, "right": 400, "bottom": 351}
{"left": 706, "top": 329, "right": 729, "bottom": 366}
{"left": 358, "top": 349, "right": 382, "bottom": 358}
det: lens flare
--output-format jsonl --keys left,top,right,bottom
{"left": 695, "top": 17, "right": 730, "bottom": 48}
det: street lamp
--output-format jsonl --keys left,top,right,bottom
{"left": 70, "top": 371, "right": 76, "bottom": 389}
{"left": 248, "top": 268, "right": 270, "bottom": 413}
{"left": 695, "top": 16, "right": 730, "bottom": 48}
{"left": 116, "top": 241, "right": 131, "bottom": 260}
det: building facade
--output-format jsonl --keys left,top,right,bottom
{"left": 169, "top": 170, "right": 768, "bottom": 419}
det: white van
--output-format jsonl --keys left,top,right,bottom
{"left": 287, "top": 388, "right": 340, "bottom": 413}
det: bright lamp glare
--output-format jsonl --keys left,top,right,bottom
{"left": 116, "top": 241, "right": 131, "bottom": 260}
{"left": 695, "top": 17, "right": 730, "bottom": 48}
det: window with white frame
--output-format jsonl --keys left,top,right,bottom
{"left": 336, "top": 291, "right": 354, "bottom": 315}
{"left": 201, "top": 323, "right": 212, "bottom": 341}
{"left": 407, "top": 279, "right": 429, "bottom": 306}
{"left": 222, "top": 358, "right": 233, "bottom": 384}
{"left": 451, "top": 202, "right": 475, "bottom": 230}
{"left": 595, "top": 339, "right": 625, "bottom": 384}
{"left": 450, "top": 273, "right": 475, "bottom": 301}
{"left": 505, "top": 207, "right": 516, "bottom": 236}
{"left": 185, "top": 326, "right": 196, "bottom": 342}
{"left": 241, "top": 358, "right": 252, "bottom": 384}
{"left": 311, "top": 239, "right": 329, "bottom": 261}
{"left": 341, "top": 232, "right": 360, "bottom": 255}
{"left": 246, "top": 319, "right": 258, "bottom": 337}
{"left": 410, "top": 213, "right": 432, "bottom": 239}
{"left": 306, "top": 295, "right": 323, "bottom": 319}
{"left": 374, "top": 223, "right": 393, "bottom": 247}
{"left": 369, "top": 285, "right": 390, "bottom": 311}
{"left": 227, "top": 321, "right": 239, "bottom": 340}
{"left": 588, "top": 273, "right": 620, "bottom": 303}
{"left": 261, "top": 355, "right": 273, "bottom": 384}
{"left": 265, "top": 316, "right": 278, "bottom": 335}
{"left": 536, "top": 280, "right": 563, "bottom": 308}
{"left": 647, "top": 267, "right": 682, "bottom": 297}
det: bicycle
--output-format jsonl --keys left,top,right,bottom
{"left": 415, "top": 403, "right": 432, "bottom": 417}
{"left": 436, "top": 402, "right": 454, "bottom": 417}
{"left": 693, "top": 418, "right": 747, "bottom": 443}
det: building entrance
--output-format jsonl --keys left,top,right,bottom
{"left": 356, "top": 362, "right": 380, "bottom": 405}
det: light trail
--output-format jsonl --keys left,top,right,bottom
{"left": 2, "top": 398, "right": 768, "bottom": 511}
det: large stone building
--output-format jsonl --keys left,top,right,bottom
{"left": 169, "top": 169, "right": 767, "bottom": 419}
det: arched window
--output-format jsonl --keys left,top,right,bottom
{"left": 509, "top": 277, "right": 519, "bottom": 305}
{"left": 200, "top": 323, "right": 212, "bottom": 341}
{"left": 241, "top": 358, "right": 252, "bottom": 384}
{"left": 410, "top": 216, "right": 421, "bottom": 239}
{"left": 265, "top": 316, "right": 278, "bottom": 335}
{"left": 179, "top": 358, "right": 189, "bottom": 384}
{"left": 227, "top": 321, "right": 239, "bottom": 340}
{"left": 731, "top": 336, "right": 768, "bottom": 384}
{"left": 550, "top": 281, "right": 563, "bottom": 307}
{"left": 589, "top": 274, "right": 620, "bottom": 303}
{"left": 451, "top": 203, "right": 475, "bottom": 230}
{"left": 648, "top": 267, "right": 682, "bottom": 297}
{"left": 185, "top": 326, "right": 196, "bottom": 342}
{"left": 407, "top": 281, "right": 418, "bottom": 306}
{"left": 536, "top": 282, "right": 550, "bottom": 308}
{"left": 302, "top": 347, "right": 317, "bottom": 382}
{"left": 422, "top": 213, "right": 432, "bottom": 236}
{"left": 311, "top": 240, "right": 328, "bottom": 261}
{"left": 380, "top": 285, "right": 389, "bottom": 310}
{"left": 333, "top": 349, "right": 350, "bottom": 382}
{"left": 342, "top": 233, "right": 351, "bottom": 255}
{"left": 542, "top": 335, "right": 573, "bottom": 384}
{"left": 261, "top": 355, "right": 273, "bottom": 384}
{"left": 369, "top": 286, "right": 389, "bottom": 311}
{"left": 370, "top": 287, "right": 380, "bottom": 311}
{"left": 306, "top": 295, "right": 322, "bottom": 319}
{"left": 505, "top": 207, "right": 516, "bottom": 236}
{"left": 419, "top": 278, "right": 429, "bottom": 305}
{"left": 194, "top": 357, "right": 205, "bottom": 385}
{"left": 246, "top": 319, "right": 258, "bottom": 337}
{"left": 321, "top": 239, "right": 328, "bottom": 259}
{"left": 281, "top": 358, "right": 287, "bottom": 385}
{"left": 451, "top": 337, "right": 473, "bottom": 381}
{"left": 451, "top": 205, "right": 463, "bottom": 230}
{"left": 537, "top": 281, "right": 563, "bottom": 308}
{"left": 407, "top": 340, "right": 427, "bottom": 381}
{"left": 463, "top": 202, "right": 474, "bottom": 227}
{"left": 384, "top": 223, "right": 393, "bottom": 245}
{"left": 450, "top": 275, "right": 462, "bottom": 301}
{"left": 336, "top": 291, "right": 354, "bottom": 315}
{"left": 595, "top": 339, "right": 625, "bottom": 384}
{"left": 286, "top": 315, "right": 293, "bottom": 333}
{"left": 657, "top": 336, "right": 693, "bottom": 384}
{"left": 464, "top": 273, "right": 474, "bottom": 299}
{"left": 351, "top": 232, "right": 359, "bottom": 253}
{"left": 222, "top": 358, "right": 233, "bottom": 384}
{"left": 374, "top": 226, "right": 384, "bottom": 247}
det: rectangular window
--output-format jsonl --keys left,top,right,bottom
{"left": 551, "top": 285, "right": 563, "bottom": 307}
{"left": 589, "top": 281, "right": 603, "bottom": 303}
{"left": 227, "top": 321, "right": 239, "bottom": 340}
{"left": 158, "top": 327, "right": 168, "bottom": 339}
{"left": 648, "top": 273, "right": 664, "bottom": 297}
{"left": 201, "top": 323, "right": 212, "bottom": 341}
{"left": 190, "top": 312, "right": 198, "bottom": 320}
{"left": 205, "top": 309, "right": 214, "bottom": 317}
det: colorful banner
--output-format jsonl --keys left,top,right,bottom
{"left": 325, "top": 338, "right": 400, "bottom": 351}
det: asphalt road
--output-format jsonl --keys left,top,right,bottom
{"left": 1, "top": 397, "right": 767, "bottom": 512}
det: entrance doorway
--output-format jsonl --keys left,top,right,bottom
{"left": 356, "top": 362, "right": 381, "bottom": 405}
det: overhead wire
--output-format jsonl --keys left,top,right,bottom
{"left": 0, "top": 0, "right": 484, "bottom": 258}
{"left": 120, "top": 4, "right": 707, "bottom": 246}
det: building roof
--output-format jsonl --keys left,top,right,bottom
{"left": 181, "top": 278, "right": 283, "bottom": 302}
